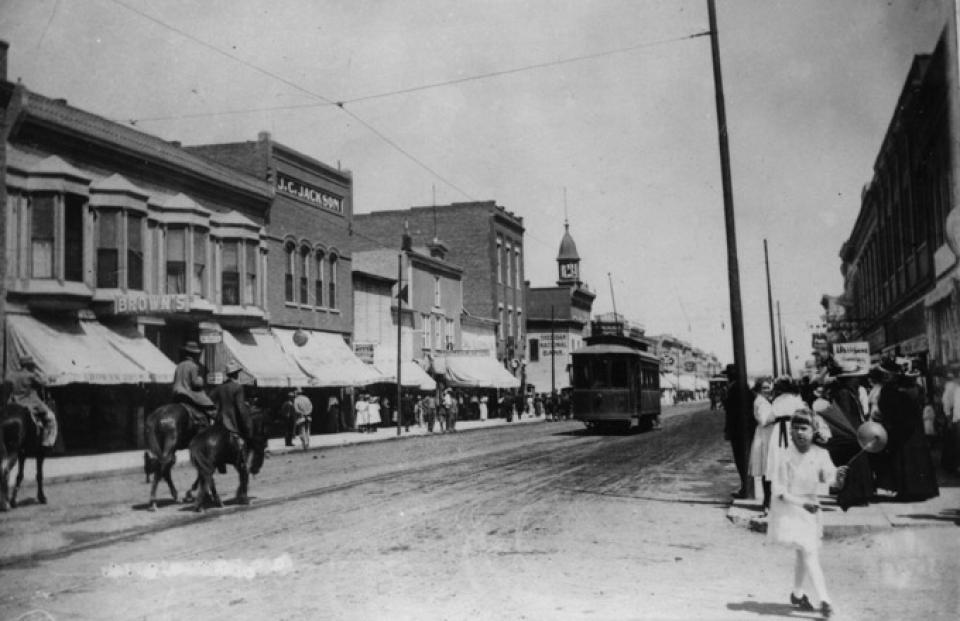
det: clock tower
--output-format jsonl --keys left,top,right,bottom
{"left": 556, "top": 220, "right": 581, "bottom": 287}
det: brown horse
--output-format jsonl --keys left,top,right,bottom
{"left": 187, "top": 411, "right": 268, "bottom": 512}
{"left": 143, "top": 403, "right": 210, "bottom": 511}
{"left": 0, "top": 403, "right": 47, "bottom": 511}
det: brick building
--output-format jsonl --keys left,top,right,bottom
{"left": 353, "top": 201, "right": 526, "bottom": 378}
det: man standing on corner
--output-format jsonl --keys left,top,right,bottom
{"left": 723, "top": 363, "right": 754, "bottom": 499}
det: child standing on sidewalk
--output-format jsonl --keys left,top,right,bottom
{"left": 767, "top": 407, "right": 848, "bottom": 619}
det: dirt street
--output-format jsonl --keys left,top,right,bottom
{"left": 1, "top": 403, "right": 957, "bottom": 620}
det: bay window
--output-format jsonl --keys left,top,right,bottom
{"left": 97, "top": 209, "right": 120, "bottom": 288}
{"left": 222, "top": 240, "right": 240, "bottom": 306}
{"left": 128, "top": 214, "right": 144, "bottom": 290}
{"left": 245, "top": 240, "right": 258, "bottom": 305}
{"left": 31, "top": 194, "right": 55, "bottom": 279}
{"left": 64, "top": 196, "right": 85, "bottom": 282}
{"left": 192, "top": 229, "right": 207, "bottom": 298}
{"left": 166, "top": 227, "right": 187, "bottom": 294}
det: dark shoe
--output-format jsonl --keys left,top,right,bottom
{"left": 790, "top": 593, "right": 814, "bottom": 611}
{"left": 820, "top": 601, "right": 832, "bottom": 618}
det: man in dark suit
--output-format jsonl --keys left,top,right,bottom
{"left": 210, "top": 361, "right": 249, "bottom": 457}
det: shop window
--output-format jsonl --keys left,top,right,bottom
{"left": 97, "top": 209, "right": 120, "bottom": 288}
{"left": 166, "top": 227, "right": 187, "bottom": 294}
{"left": 222, "top": 240, "right": 240, "bottom": 306}
{"left": 244, "top": 240, "right": 258, "bottom": 305}
{"left": 128, "top": 214, "right": 144, "bottom": 290}
{"left": 192, "top": 229, "right": 207, "bottom": 298}
{"left": 328, "top": 254, "right": 338, "bottom": 309}
{"left": 284, "top": 242, "right": 295, "bottom": 303}
{"left": 299, "top": 246, "right": 310, "bottom": 304}
{"left": 31, "top": 193, "right": 55, "bottom": 278}
{"left": 314, "top": 250, "right": 325, "bottom": 307}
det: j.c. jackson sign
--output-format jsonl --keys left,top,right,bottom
{"left": 276, "top": 173, "right": 344, "bottom": 214}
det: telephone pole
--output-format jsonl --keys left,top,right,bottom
{"left": 764, "top": 240, "right": 778, "bottom": 376}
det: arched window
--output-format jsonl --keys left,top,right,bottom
{"left": 315, "top": 249, "right": 325, "bottom": 307}
{"left": 299, "top": 245, "right": 310, "bottom": 304}
{"left": 284, "top": 241, "right": 296, "bottom": 303}
{"left": 327, "top": 254, "right": 338, "bottom": 309}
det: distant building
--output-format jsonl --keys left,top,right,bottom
{"left": 525, "top": 222, "right": 595, "bottom": 392}
{"left": 353, "top": 201, "right": 526, "bottom": 377}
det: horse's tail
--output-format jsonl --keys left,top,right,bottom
{"left": 189, "top": 434, "right": 215, "bottom": 478}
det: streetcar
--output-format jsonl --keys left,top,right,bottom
{"left": 570, "top": 332, "right": 661, "bottom": 433}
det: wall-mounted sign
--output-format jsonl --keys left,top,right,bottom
{"left": 683, "top": 361, "right": 696, "bottom": 373}
{"left": 661, "top": 354, "right": 675, "bottom": 366}
{"left": 276, "top": 173, "right": 344, "bottom": 214}
{"left": 113, "top": 293, "right": 190, "bottom": 314}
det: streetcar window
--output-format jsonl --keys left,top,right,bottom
{"left": 611, "top": 358, "right": 628, "bottom": 388}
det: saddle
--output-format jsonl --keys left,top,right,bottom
{"left": 179, "top": 402, "right": 214, "bottom": 429}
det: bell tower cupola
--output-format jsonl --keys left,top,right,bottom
{"left": 556, "top": 219, "right": 581, "bottom": 287}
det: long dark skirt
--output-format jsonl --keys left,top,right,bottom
{"left": 827, "top": 438, "right": 874, "bottom": 511}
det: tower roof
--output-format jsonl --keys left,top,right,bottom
{"left": 557, "top": 221, "right": 580, "bottom": 261}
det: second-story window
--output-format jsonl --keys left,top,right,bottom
{"left": 299, "top": 246, "right": 310, "bottom": 304}
{"left": 192, "top": 229, "right": 207, "bottom": 298}
{"left": 445, "top": 318, "right": 455, "bottom": 350}
{"left": 96, "top": 209, "right": 120, "bottom": 288}
{"left": 31, "top": 194, "right": 55, "bottom": 279}
{"left": 284, "top": 242, "right": 295, "bottom": 303}
{"left": 314, "top": 250, "right": 325, "bottom": 307}
{"left": 166, "top": 227, "right": 187, "bottom": 294}
{"left": 244, "top": 241, "right": 258, "bottom": 305}
{"left": 64, "top": 196, "right": 85, "bottom": 282}
{"left": 434, "top": 276, "right": 441, "bottom": 307}
{"left": 328, "top": 254, "right": 338, "bottom": 309}
{"left": 128, "top": 214, "right": 144, "bottom": 291}
{"left": 222, "top": 240, "right": 240, "bottom": 305}
{"left": 421, "top": 313, "right": 430, "bottom": 350}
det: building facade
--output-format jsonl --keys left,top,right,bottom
{"left": 525, "top": 222, "right": 595, "bottom": 393}
{"left": 353, "top": 201, "right": 526, "bottom": 376}
{"left": 829, "top": 28, "right": 954, "bottom": 382}
{"left": 1, "top": 55, "right": 275, "bottom": 451}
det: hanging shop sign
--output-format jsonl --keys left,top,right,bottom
{"left": 276, "top": 173, "right": 343, "bottom": 214}
{"left": 832, "top": 341, "right": 870, "bottom": 375}
{"left": 113, "top": 293, "right": 190, "bottom": 315}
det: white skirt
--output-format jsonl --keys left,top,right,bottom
{"left": 767, "top": 496, "right": 822, "bottom": 552}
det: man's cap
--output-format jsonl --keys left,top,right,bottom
{"left": 224, "top": 360, "right": 243, "bottom": 376}
{"left": 181, "top": 341, "right": 202, "bottom": 355}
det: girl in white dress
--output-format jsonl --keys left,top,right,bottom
{"left": 748, "top": 378, "right": 775, "bottom": 513}
{"left": 768, "top": 408, "right": 848, "bottom": 619}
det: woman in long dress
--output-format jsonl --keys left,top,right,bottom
{"left": 768, "top": 408, "right": 848, "bottom": 618}
{"left": 366, "top": 396, "right": 382, "bottom": 432}
{"left": 748, "top": 378, "right": 775, "bottom": 512}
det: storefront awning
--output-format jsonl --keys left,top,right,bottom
{"left": 374, "top": 360, "right": 437, "bottom": 391}
{"left": 275, "top": 328, "right": 387, "bottom": 387}
{"left": 221, "top": 328, "right": 312, "bottom": 388}
{"left": 677, "top": 373, "right": 696, "bottom": 391}
{"left": 5, "top": 313, "right": 174, "bottom": 385}
{"left": 436, "top": 353, "right": 521, "bottom": 389}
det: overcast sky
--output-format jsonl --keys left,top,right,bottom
{"left": 0, "top": 0, "right": 952, "bottom": 373}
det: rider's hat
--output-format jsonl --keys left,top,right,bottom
{"left": 224, "top": 360, "right": 243, "bottom": 376}
{"left": 181, "top": 341, "right": 202, "bottom": 355}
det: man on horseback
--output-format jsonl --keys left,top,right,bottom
{"left": 171, "top": 341, "right": 215, "bottom": 427}
{"left": 4, "top": 356, "right": 58, "bottom": 451}
{"left": 209, "top": 360, "right": 250, "bottom": 459}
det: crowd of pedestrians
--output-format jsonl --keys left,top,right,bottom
{"left": 723, "top": 356, "right": 947, "bottom": 619}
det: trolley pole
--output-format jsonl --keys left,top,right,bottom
{"left": 707, "top": 0, "right": 751, "bottom": 494}
{"left": 764, "top": 239, "right": 778, "bottom": 377}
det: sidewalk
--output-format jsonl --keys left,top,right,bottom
{"left": 29, "top": 412, "right": 549, "bottom": 483}
{"left": 727, "top": 470, "right": 960, "bottom": 537}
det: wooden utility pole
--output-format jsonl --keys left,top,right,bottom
{"left": 707, "top": 0, "right": 751, "bottom": 494}
{"left": 764, "top": 240, "right": 778, "bottom": 377}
